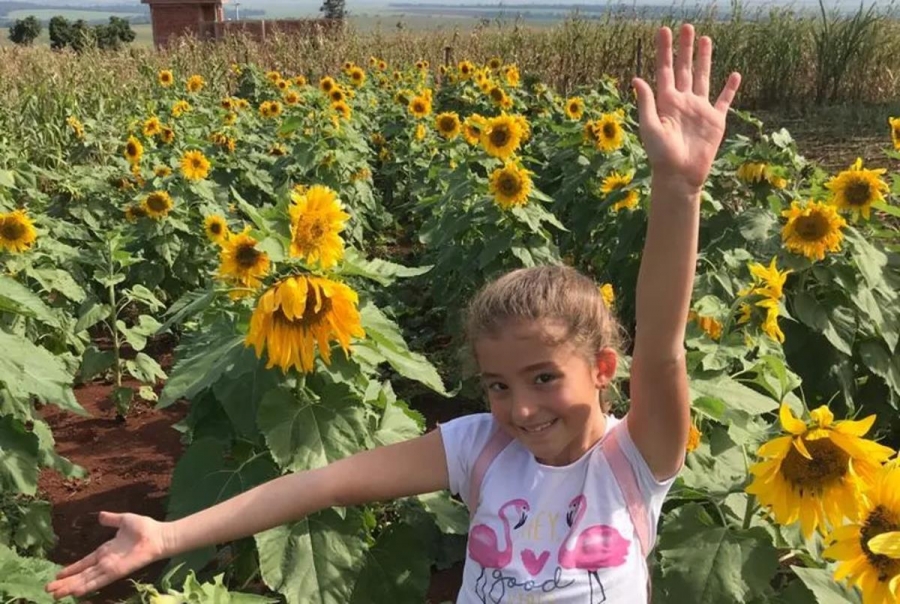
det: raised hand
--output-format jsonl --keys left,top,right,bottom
{"left": 45, "top": 511, "right": 168, "bottom": 600}
{"left": 632, "top": 24, "right": 742, "bottom": 194}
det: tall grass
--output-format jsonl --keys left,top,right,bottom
{"left": 1, "top": 1, "right": 898, "bottom": 166}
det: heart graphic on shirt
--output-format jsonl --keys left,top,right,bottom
{"left": 521, "top": 549, "right": 551, "bottom": 576}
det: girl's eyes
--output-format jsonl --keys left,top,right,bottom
{"left": 534, "top": 372, "right": 558, "bottom": 385}
{"left": 485, "top": 373, "right": 559, "bottom": 391}
{"left": 486, "top": 382, "right": 508, "bottom": 392}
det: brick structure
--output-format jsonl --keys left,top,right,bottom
{"left": 141, "top": 0, "right": 225, "bottom": 47}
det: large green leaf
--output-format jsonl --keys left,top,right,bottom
{"left": 349, "top": 523, "right": 431, "bottom": 604}
{"left": 657, "top": 503, "right": 778, "bottom": 602}
{"left": 0, "top": 276, "right": 60, "bottom": 328}
{"left": 255, "top": 509, "right": 366, "bottom": 604}
{"left": 689, "top": 375, "right": 778, "bottom": 416}
{"left": 417, "top": 491, "right": 469, "bottom": 535}
{"left": 792, "top": 292, "right": 855, "bottom": 356}
{"left": 678, "top": 427, "right": 749, "bottom": 497}
{"left": 0, "top": 331, "right": 83, "bottom": 415}
{"left": 30, "top": 268, "right": 86, "bottom": 304}
{"left": 858, "top": 339, "right": 900, "bottom": 396}
{"left": 0, "top": 543, "right": 75, "bottom": 604}
{"left": 355, "top": 301, "right": 446, "bottom": 395}
{"left": 0, "top": 414, "right": 39, "bottom": 495}
{"left": 213, "top": 361, "right": 280, "bottom": 441}
{"left": 257, "top": 384, "right": 368, "bottom": 473}
{"left": 373, "top": 399, "right": 422, "bottom": 447}
{"left": 791, "top": 566, "right": 861, "bottom": 604}
{"left": 336, "top": 249, "right": 432, "bottom": 286}
{"left": 158, "top": 323, "right": 254, "bottom": 408}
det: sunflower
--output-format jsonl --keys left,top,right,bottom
{"left": 294, "top": 75, "right": 308, "bottom": 87}
{"left": 158, "top": 69, "right": 174, "bottom": 87}
{"left": 481, "top": 114, "right": 524, "bottom": 160}
{"left": 599, "top": 283, "right": 615, "bottom": 308}
{"left": 488, "top": 57, "right": 502, "bottom": 71}
{"left": 414, "top": 123, "right": 426, "bottom": 141}
{"left": 246, "top": 275, "right": 364, "bottom": 373}
{"left": 180, "top": 150, "right": 210, "bottom": 181}
{"left": 259, "top": 101, "right": 283, "bottom": 119}
{"left": 748, "top": 257, "right": 791, "bottom": 301}
{"left": 124, "top": 136, "right": 143, "bottom": 165}
{"left": 686, "top": 424, "right": 702, "bottom": 453}
{"left": 66, "top": 116, "right": 84, "bottom": 139}
{"left": 223, "top": 112, "right": 238, "bottom": 126}
{"left": 171, "top": 100, "right": 191, "bottom": 118}
{"left": 600, "top": 171, "right": 639, "bottom": 211}
{"left": 408, "top": 95, "right": 432, "bottom": 119}
{"left": 204, "top": 214, "right": 229, "bottom": 244}
{"left": 142, "top": 116, "right": 162, "bottom": 138}
{"left": 504, "top": 65, "right": 520, "bottom": 87}
{"left": 332, "top": 101, "right": 351, "bottom": 121}
{"left": 284, "top": 90, "right": 301, "bottom": 105}
{"left": 746, "top": 404, "right": 894, "bottom": 539}
{"left": 593, "top": 113, "right": 624, "bottom": 152}
{"left": 266, "top": 70, "right": 281, "bottom": 83}
{"left": 889, "top": 117, "right": 900, "bottom": 151}
{"left": 825, "top": 464, "right": 900, "bottom": 604}
{"left": 348, "top": 66, "right": 366, "bottom": 86}
{"left": 688, "top": 310, "right": 722, "bottom": 340}
{"left": 319, "top": 76, "right": 336, "bottom": 93}
{"left": 124, "top": 205, "right": 146, "bottom": 223}
{"left": 288, "top": 184, "right": 349, "bottom": 269}
{"left": 0, "top": 210, "right": 37, "bottom": 253}
{"left": 489, "top": 161, "right": 532, "bottom": 209}
{"left": 218, "top": 228, "right": 270, "bottom": 291}
{"left": 329, "top": 88, "right": 345, "bottom": 103}
{"left": 781, "top": 200, "right": 847, "bottom": 262}
{"left": 825, "top": 157, "right": 889, "bottom": 221}
{"left": 435, "top": 112, "right": 461, "bottom": 139}
{"left": 488, "top": 86, "right": 508, "bottom": 107}
{"left": 736, "top": 161, "right": 768, "bottom": 184}
{"left": 160, "top": 126, "right": 175, "bottom": 145}
{"left": 186, "top": 75, "right": 205, "bottom": 94}
{"left": 141, "top": 191, "right": 174, "bottom": 220}
{"left": 565, "top": 97, "right": 585, "bottom": 120}
{"left": 463, "top": 114, "right": 486, "bottom": 145}
{"left": 269, "top": 144, "right": 287, "bottom": 156}
{"left": 154, "top": 165, "right": 172, "bottom": 178}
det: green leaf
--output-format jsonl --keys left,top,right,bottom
{"left": 791, "top": 566, "right": 862, "bottom": 604}
{"left": 0, "top": 170, "right": 16, "bottom": 188}
{"left": 658, "top": 503, "right": 778, "bottom": 602}
{"left": 737, "top": 208, "right": 776, "bottom": 242}
{"left": 116, "top": 315, "right": 163, "bottom": 352}
{"left": 417, "top": 491, "right": 469, "bottom": 535}
{"left": 349, "top": 523, "right": 431, "bottom": 604}
{"left": 212, "top": 361, "right": 280, "bottom": 441}
{"left": 0, "top": 543, "right": 75, "bottom": 604}
{"left": 78, "top": 345, "right": 116, "bottom": 382}
{"left": 13, "top": 500, "right": 54, "bottom": 554}
{"left": 336, "top": 249, "right": 432, "bottom": 286}
{"left": 678, "top": 427, "right": 749, "bottom": 496}
{"left": 157, "top": 287, "right": 217, "bottom": 333}
{"left": 125, "top": 352, "right": 167, "bottom": 384}
{"left": 30, "top": 268, "right": 86, "bottom": 304}
{"left": 0, "top": 276, "right": 60, "bottom": 328}
{"left": 74, "top": 300, "right": 110, "bottom": 333}
{"left": 256, "top": 509, "right": 366, "bottom": 604}
{"left": 0, "top": 331, "right": 84, "bottom": 415}
{"left": 257, "top": 384, "right": 368, "bottom": 472}
{"left": 689, "top": 375, "right": 778, "bottom": 415}
{"left": 872, "top": 200, "right": 900, "bottom": 218}
{"left": 858, "top": 339, "right": 900, "bottom": 396}
{"left": 0, "top": 415, "right": 39, "bottom": 495}
{"left": 373, "top": 399, "right": 422, "bottom": 447}
{"left": 356, "top": 301, "right": 446, "bottom": 395}
{"left": 158, "top": 323, "right": 253, "bottom": 408}
{"left": 792, "top": 292, "right": 856, "bottom": 356}
{"left": 32, "top": 419, "right": 86, "bottom": 480}
{"left": 127, "top": 284, "right": 165, "bottom": 312}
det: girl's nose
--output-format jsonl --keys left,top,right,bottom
{"left": 510, "top": 394, "right": 541, "bottom": 424}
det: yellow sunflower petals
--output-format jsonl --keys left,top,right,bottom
{"left": 779, "top": 403, "right": 807, "bottom": 435}
{"left": 868, "top": 532, "right": 900, "bottom": 559}
{"left": 835, "top": 414, "right": 877, "bottom": 437}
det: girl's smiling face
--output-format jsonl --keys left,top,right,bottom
{"left": 475, "top": 319, "right": 617, "bottom": 466}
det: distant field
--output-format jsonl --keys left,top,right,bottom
{"left": 0, "top": 22, "right": 152, "bottom": 45}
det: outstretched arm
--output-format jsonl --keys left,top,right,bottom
{"left": 627, "top": 24, "right": 741, "bottom": 480}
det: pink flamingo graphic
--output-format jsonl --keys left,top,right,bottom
{"left": 558, "top": 494, "right": 630, "bottom": 603}
{"left": 468, "top": 498, "right": 530, "bottom": 602}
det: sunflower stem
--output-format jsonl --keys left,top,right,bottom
{"left": 742, "top": 493, "right": 757, "bottom": 530}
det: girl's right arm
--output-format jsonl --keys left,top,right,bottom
{"left": 46, "top": 429, "right": 450, "bottom": 600}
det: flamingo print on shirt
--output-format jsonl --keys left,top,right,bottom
{"left": 558, "top": 494, "right": 631, "bottom": 603}
{"left": 468, "top": 498, "right": 530, "bottom": 602}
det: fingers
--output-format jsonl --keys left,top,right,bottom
{"left": 655, "top": 26, "right": 674, "bottom": 92}
{"left": 632, "top": 77, "right": 660, "bottom": 132}
{"left": 53, "top": 550, "right": 98, "bottom": 580}
{"left": 693, "top": 35, "right": 712, "bottom": 98}
{"left": 98, "top": 511, "right": 123, "bottom": 528}
{"left": 674, "top": 23, "right": 695, "bottom": 92}
{"left": 714, "top": 72, "right": 742, "bottom": 114}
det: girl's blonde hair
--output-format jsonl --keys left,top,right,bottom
{"left": 463, "top": 265, "right": 625, "bottom": 409}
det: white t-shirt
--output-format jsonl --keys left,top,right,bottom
{"left": 440, "top": 413, "right": 675, "bottom": 604}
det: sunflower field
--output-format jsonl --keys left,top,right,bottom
{"left": 0, "top": 38, "right": 899, "bottom": 604}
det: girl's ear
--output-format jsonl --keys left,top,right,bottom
{"left": 594, "top": 348, "right": 618, "bottom": 388}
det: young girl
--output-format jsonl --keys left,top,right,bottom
{"left": 46, "top": 24, "right": 740, "bottom": 603}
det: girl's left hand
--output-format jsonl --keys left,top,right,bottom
{"left": 632, "top": 24, "right": 742, "bottom": 195}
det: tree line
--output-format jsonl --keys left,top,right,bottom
{"left": 8, "top": 14, "right": 136, "bottom": 49}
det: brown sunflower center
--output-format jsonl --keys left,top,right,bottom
{"left": 439, "top": 116, "right": 456, "bottom": 132}
{"left": 860, "top": 505, "right": 900, "bottom": 582}
{"left": 489, "top": 125, "right": 511, "bottom": 148}
{"left": 236, "top": 243, "right": 262, "bottom": 269}
{"left": 273, "top": 292, "right": 333, "bottom": 328}
{"left": 147, "top": 194, "right": 169, "bottom": 213}
{"left": 845, "top": 178, "right": 872, "bottom": 207}
{"left": 0, "top": 218, "right": 26, "bottom": 241}
{"left": 794, "top": 212, "right": 830, "bottom": 241}
{"left": 498, "top": 172, "right": 522, "bottom": 196}
{"left": 893, "top": 126, "right": 900, "bottom": 139}
{"left": 209, "top": 222, "right": 223, "bottom": 235}
{"left": 127, "top": 143, "right": 139, "bottom": 156}
{"left": 568, "top": 102, "right": 580, "bottom": 113}
{"left": 413, "top": 101, "right": 426, "bottom": 113}
{"left": 190, "top": 158, "right": 203, "bottom": 169}
{"left": 602, "top": 122, "right": 618, "bottom": 140}
{"left": 490, "top": 88, "right": 504, "bottom": 102}
{"left": 780, "top": 437, "right": 849, "bottom": 493}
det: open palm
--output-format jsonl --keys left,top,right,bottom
{"left": 633, "top": 24, "right": 742, "bottom": 192}
{"left": 45, "top": 512, "right": 167, "bottom": 600}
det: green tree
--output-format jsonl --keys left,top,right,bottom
{"left": 48, "top": 15, "right": 71, "bottom": 49}
{"left": 68, "top": 19, "right": 94, "bottom": 52}
{"left": 94, "top": 16, "right": 135, "bottom": 50}
{"left": 319, "top": 0, "right": 346, "bottom": 20}
{"left": 8, "top": 16, "right": 41, "bottom": 46}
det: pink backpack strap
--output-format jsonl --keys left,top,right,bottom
{"left": 467, "top": 428, "right": 514, "bottom": 520}
{"left": 604, "top": 421, "right": 653, "bottom": 558}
